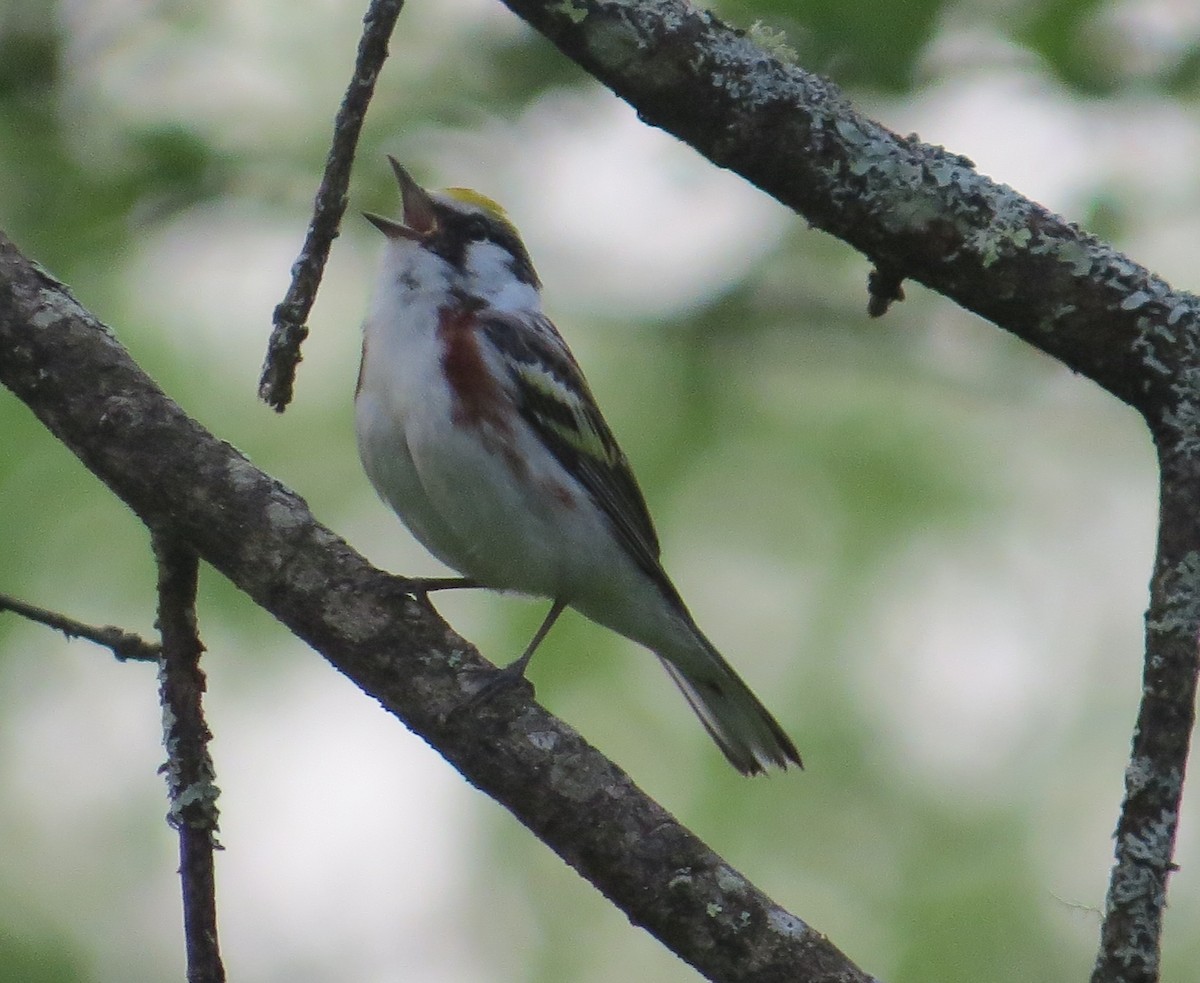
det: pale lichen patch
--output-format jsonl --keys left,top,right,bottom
{"left": 1045, "top": 238, "right": 1097, "bottom": 277}
{"left": 701, "top": 32, "right": 800, "bottom": 110}
{"left": 584, "top": 16, "right": 648, "bottom": 72}
{"left": 1146, "top": 552, "right": 1200, "bottom": 633}
{"left": 747, "top": 21, "right": 797, "bottom": 64}
{"left": 527, "top": 729, "right": 559, "bottom": 752}
{"left": 225, "top": 455, "right": 263, "bottom": 494}
{"left": 546, "top": 0, "right": 588, "bottom": 25}
{"left": 714, "top": 865, "right": 746, "bottom": 893}
{"left": 667, "top": 868, "right": 694, "bottom": 890}
{"left": 767, "top": 907, "right": 808, "bottom": 938}
{"left": 1121, "top": 290, "right": 1154, "bottom": 311}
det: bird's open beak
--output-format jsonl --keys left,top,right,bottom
{"left": 364, "top": 156, "right": 438, "bottom": 240}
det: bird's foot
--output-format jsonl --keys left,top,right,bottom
{"left": 398, "top": 576, "right": 483, "bottom": 598}
{"left": 464, "top": 653, "right": 536, "bottom": 706}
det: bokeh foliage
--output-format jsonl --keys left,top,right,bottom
{"left": 0, "top": 0, "right": 1196, "bottom": 981}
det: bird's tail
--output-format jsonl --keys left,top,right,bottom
{"left": 657, "top": 632, "right": 801, "bottom": 776}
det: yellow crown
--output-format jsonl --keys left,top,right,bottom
{"left": 442, "top": 187, "right": 510, "bottom": 221}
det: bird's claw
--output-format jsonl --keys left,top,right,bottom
{"left": 462, "top": 660, "right": 536, "bottom": 707}
{"left": 397, "top": 576, "right": 483, "bottom": 598}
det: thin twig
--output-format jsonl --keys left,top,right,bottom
{"left": 0, "top": 590, "right": 160, "bottom": 661}
{"left": 152, "top": 532, "right": 225, "bottom": 983}
{"left": 258, "top": 0, "right": 408, "bottom": 411}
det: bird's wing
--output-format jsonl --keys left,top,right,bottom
{"left": 478, "top": 310, "right": 673, "bottom": 593}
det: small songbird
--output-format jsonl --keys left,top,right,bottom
{"left": 355, "top": 158, "right": 800, "bottom": 775}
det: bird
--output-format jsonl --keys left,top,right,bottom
{"left": 355, "top": 157, "right": 800, "bottom": 775}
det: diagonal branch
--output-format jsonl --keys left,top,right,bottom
{"left": 498, "top": 0, "right": 1200, "bottom": 416}
{"left": 0, "top": 233, "right": 873, "bottom": 982}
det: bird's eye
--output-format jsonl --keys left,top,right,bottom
{"left": 464, "top": 217, "right": 490, "bottom": 242}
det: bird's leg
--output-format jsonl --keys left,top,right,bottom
{"left": 469, "top": 598, "right": 568, "bottom": 702}
{"left": 503, "top": 597, "right": 568, "bottom": 678}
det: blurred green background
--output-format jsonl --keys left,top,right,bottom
{"left": 1, "top": 0, "right": 1197, "bottom": 980}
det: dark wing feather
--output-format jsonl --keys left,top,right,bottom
{"left": 478, "top": 311, "right": 674, "bottom": 595}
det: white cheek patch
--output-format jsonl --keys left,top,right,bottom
{"left": 463, "top": 241, "right": 541, "bottom": 312}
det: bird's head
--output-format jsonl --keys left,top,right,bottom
{"left": 365, "top": 157, "right": 541, "bottom": 305}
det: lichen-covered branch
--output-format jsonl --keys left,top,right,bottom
{"left": 1091, "top": 465, "right": 1200, "bottom": 983}
{"left": 0, "top": 232, "right": 873, "bottom": 982}
{"left": 489, "top": 3, "right": 1200, "bottom": 981}
{"left": 499, "top": 0, "right": 1200, "bottom": 415}
{"left": 152, "top": 532, "right": 225, "bottom": 983}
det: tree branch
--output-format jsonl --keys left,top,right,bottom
{"left": 152, "top": 532, "right": 224, "bottom": 983}
{"left": 483, "top": 3, "right": 1200, "bottom": 980}
{"left": 0, "top": 590, "right": 160, "bottom": 661}
{"left": 498, "top": 0, "right": 1199, "bottom": 415}
{"left": 258, "top": 0, "right": 408, "bottom": 411}
{"left": 1092, "top": 472, "right": 1200, "bottom": 983}
{"left": 0, "top": 232, "right": 872, "bottom": 982}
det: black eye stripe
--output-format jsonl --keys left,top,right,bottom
{"left": 445, "top": 209, "right": 501, "bottom": 243}
{"left": 455, "top": 213, "right": 520, "bottom": 256}
{"left": 428, "top": 204, "right": 542, "bottom": 289}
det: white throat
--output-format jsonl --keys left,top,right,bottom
{"left": 373, "top": 236, "right": 542, "bottom": 321}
